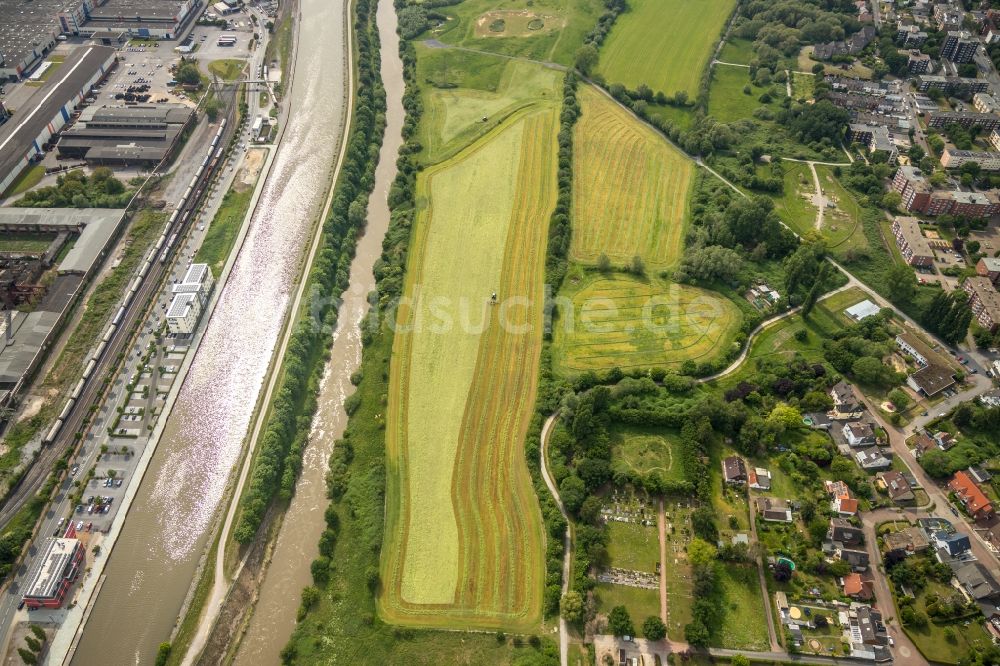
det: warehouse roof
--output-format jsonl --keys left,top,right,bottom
{"left": 0, "top": 45, "right": 116, "bottom": 186}
{"left": 0, "top": 310, "right": 60, "bottom": 385}
{"left": 0, "top": 206, "right": 124, "bottom": 232}
{"left": 88, "top": 0, "right": 189, "bottom": 20}
{"left": 23, "top": 538, "right": 79, "bottom": 600}
{"left": 0, "top": 0, "right": 62, "bottom": 75}
{"left": 57, "top": 208, "right": 125, "bottom": 274}
{"left": 79, "top": 103, "right": 193, "bottom": 127}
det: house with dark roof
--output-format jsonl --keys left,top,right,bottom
{"left": 883, "top": 526, "right": 930, "bottom": 555}
{"left": 910, "top": 432, "right": 937, "bottom": 457}
{"left": 723, "top": 456, "right": 747, "bottom": 485}
{"left": 855, "top": 447, "right": 892, "bottom": 471}
{"left": 878, "top": 470, "right": 915, "bottom": 503}
{"left": 756, "top": 497, "right": 793, "bottom": 522}
{"left": 907, "top": 363, "right": 957, "bottom": 397}
{"left": 829, "top": 517, "right": 864, "bottom": 547}
{"left": 748, "top": 467, "right": 771, "bottom": 491}
{"left": 830, "top": 381, "right": 863, "bottom": 419}
{"left": 954, "top": 562, "right": 1000, "bottom": 601}
{"left": 949, "top": 470, "right": 995, "bottom": 520}
{"left": 843, "top": 421, "right": 876, "bottom": 447}
{"left": 836, "top": 547, "right": 871, "bottom": 572}
{"left": 935, "top": 530, "right": 972, "bottom": 558}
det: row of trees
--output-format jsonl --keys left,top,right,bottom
{"left": 17, "top": 168, "right": 131, "bottom": 209}
{"left": 233, "top": 0, "right": 387, "bottom": 543}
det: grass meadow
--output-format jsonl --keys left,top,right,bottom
{"left": 708, "top": 63, "right": 779, "bottom": 124}
{"left": 607, "top": 521, "right": 660, "bottom": 574}
{"left": 718, "top": 38, "right": 755, "bottom": 64}
{"left": 716, "top": 564, "right": 770, "bottom": 650}
{"left": 425, "top": 0, "right": 601, "bottom": 65}
{"left": 551, "top": 272, "right": 742, "bottom": 375}
{"left": 816, "top": 165, "right": 869, "bottom": 256}
{"left": 594, "top": 583, "right": 661, "bottom": 625}
{"left": 610, "top": 426, "right": 685, "bottom": 483}
{"left": 381, "top": 107, "right": 556, "bottom": 630}
{"left": 571, "top": 86, "right": 693, "bottom": 270}
{"left": 597, "top": 0, "right": 736, "bottom": 96}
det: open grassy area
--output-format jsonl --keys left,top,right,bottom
{"left": 607, "top": 521, "right": 660, "bottom": 574}
{"left": 708, "top": 64, "right": 780, "bottom": 124}
{"left": 594, "top": 582, "right": 661, "bottom": 624}
{"left": 610, "top": 426, "right": 685, "bottom": 483}
{"left": 902, "top": 580, "right": 993, "bottom": 664}
{"left": 718, "top": 38, "right": 755, "bottom": 64}
{"left": 662, "top": 499, "right": 694, "bottom": 639}
{"left": 816, "top": 165, "right": 869, "bottom": 256}
{"left": 551, "top": 272, "right": 742, "bottom": 375}
{"left": 2, "top": 165, "right": 45, "bottom": 199}
{"left": 418, "top": 52, "right": 562, "bottom": 164}
{"left": 208, "top": 58, "right": 245, "bottom": 81}
{"left": 770, "top": 162, "right": 818, "bottom": 237}
{"left": 571, "top": 85, "right": 693, "bottom": 270}
{"left": 597, "top": 0, "right": 736, "bottom": 96}
{"left": 194, "top": 150, "right": 264, "bottom": 275}
{"left": 0, "top": 232, "right": 56, "bottom": 254}
{"left": 715, "top": 564, "right": 770, "bottom": 650}
{"left": 791, "top": 72, "right": 815, "bottom": 100}
{"left": 380, "top": 107, "right": 556, "bottom": 630}
{"left": 426, "top": 0, "right": 601, "bottom": 66}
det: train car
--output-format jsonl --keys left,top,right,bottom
{"left": 140, "top": 259, "right": 152, "bottom": 277}
{"left": 112, "top": 306, "right": 126, "bottom": 326}
{"left": 44, "top": 419, "right": 63, "bottom": 444}
{"left": 183, "top": 185, "right": 193, "bottom": 201}
{"left": 129, "top": 276, "right": 143, "bottom": 295}
{"left": 71, "top": 378, "right": 86, "bottom": 401}
{"left": 58, "top": 400, "right": 74, "bottom": 422}
{"left": 93, "top": 340, "right": 107, "bottom": 361}
{"left": 195, "top": 165, "right": 205, "bottom": 179}
{"left": 189, "top": 175, "right": 199, "bottom": 190}
{"left": 102, "top": 325, "right": 115, "bottom": 344}
{"left": 82, "top": 358, "right": 96, "bottom": 379}
{"left": 154, "top": 235, "right": 166, "bottom": 253}
{"left": 169, "top": 210, "right": 179, "bottom": 225}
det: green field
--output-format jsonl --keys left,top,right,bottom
{"left": 571, "top": 85, "right": 693, "bottom": 270}
{"left": 791, "top": 72, "right": 815, "bottom": 100}
{"left": 662, "top": 502, "right": 694, "bottom": 639}
{"left": 597, "top": 0, "right": 736, "bottom": 96}
{"left": 708, "top": 63, "right": 780, "bottom": 124}
{"left": 419, "top": 54, "right": 562, "bottom": 164}
{"left": 425, "top": 0, "right": 601, "bottom": 66}
{"left": 0, "top": 232, "right": 56, "bottom": 254}
{"left": 381, "top": 105, "right": 556, "bottom": 629}
{"left": 594, "top": 583, "right": 661, "bottom": 624}
{"left": 208, "top": 58, "right": 245, "bottom": 80}
{"left": 718, "top": 38, "right": 755, "bottom": 65}
{"left": 611, "top": 427, "right": 685, "bottom": 482}
{"left": 716, "top": 564, "right": 770, "bottom": 650}
{"left": 2, "top": 165, "right": 45, "bottom": 198}
{"left": 815, "top": 165, "right": 869, "bottom": 255}
{"left": 552, "top": 272, "right": 742, "bottom": 374}
{"left": 770, "top": 162, "right": 819, "bottom": 236}
{"left": 607, "top": 521, "right": 660, "bottom": 574}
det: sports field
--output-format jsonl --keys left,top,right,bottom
{"left": 571, "top": 86, "right": 693, "bottom": 270}
{"left": 420, "top": 55, "right": 562, "bottom": 163}
{"left": 381, "top": 107, "right": 556, "bottom": 630}
{"left": 597, "top": 0, "right": 736, "bottom": 96}
{"left": 552, "top": 273, "right": 742, "bottom": 374}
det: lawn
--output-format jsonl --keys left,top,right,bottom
{"left": 195, "top": 187, "right": 252, "bottom": 275}
{"left": 662, "top": 500, "right": 694, "bottom": 638}
{"left": 594, "top": 583, "right": 661, "bottom": 625}
{"left": 607, "top": 521, "right": 660, "bottom": 574}
{"left": 816, "top": 165, "right": 869, "bottom": 256}
{"left": 425, "top": 0, "right": 601, "bottom": 66}
{"left": 0, "top": 232, "right": 56, "bottom": 254}
{"left": 2, "top": 165, "right": 45, "bottom": 199}
{"left": 381, "top": 107, "right": 556, "bottom": 630}
{"left": 610, "top": 425, "right": 685, "bottom": 483}
{"left": 571, "top": 85, "right": 694, "bottom": 271}
{"left": 597, "top": 0, "right": 737, "bottom": 97}
{"left": 718, "top": 38, "right": 755, "bottom": 65}
{"left": 770, "top": 162, "right": 818, "bottom": 237}
{"left": 551, "top": 272, "right": 742, "bottom": 375}
{"left": 902, "top": 579, "right": 993, "bottom": 664}
{"left": 208, "top": 58, "right": 245, "bottom": 81}
{"left": 715, "top": 564, "right": 770, "bottom": 650}
{"left": 419, "top": 52, "right": 562, "bottom": 163}
{"left": 791, "top": 72, "right": 815, "bottom": 101}
{"left": 708, "top": 63, "right": 780, "bottom": 124}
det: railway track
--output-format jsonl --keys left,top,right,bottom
{"left": 0, "top": 111, "right": 238, "bottom": 530}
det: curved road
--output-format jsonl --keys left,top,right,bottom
{"left": 540, "top": 413, "right": 571, "bottom": 666}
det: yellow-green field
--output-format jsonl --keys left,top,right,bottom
{"left": 611, "top": 427, "right": 685, "bottom": 483}
{"left": 381, "top": 106, "right": 556, "bottom": 630}
{"left": 571, "top": 86, "right": 693, "bottom": 270}
{"left": 597, "top": 0, "right": 736, "bottom": 96}
{"left": 552, "top": 273, "right": 742, "bottom": 374}
{"left": 420, "top": 55, "right": 562, "bottom": 163}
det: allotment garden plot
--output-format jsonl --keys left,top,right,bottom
{"left": 381, "top": 104, "right": 557, "bottom": 630}
{"left": 552, "top": 273, "right": 741, "bottom": 375}
{"left": 597, "top": 0, "right": 736, "bottom": 96}
{"left": 571, "top": 86, "right": 692, "bottom": 271}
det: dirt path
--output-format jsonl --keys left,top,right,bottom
{"left": 541, "top": 413, "right": 570, "bottom": 666}
{"left": 747, "top": 490, "right": 781, "bottom": 652}
{"left": 808, "top": 162, "right": 825, "bottom": 231}
{"left": 657, "top": 500, "right": 667, "bottom": 624}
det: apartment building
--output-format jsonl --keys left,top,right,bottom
{"left": 963, "top": 276, "right": 1000, "bottom": 332}
{"left": 891, "top": 217, "right": 935, "bottom": 267}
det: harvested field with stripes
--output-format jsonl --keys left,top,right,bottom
{"left": 571, "top": 86, "right": 693, "bottom": 271}
{"left": 552, "top": 273, "right": 742, "bottom": 375}
{"left": 380, "top": 106, "right": 555, "bottom": 631}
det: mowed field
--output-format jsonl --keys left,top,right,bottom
{"left": 611, "top": 427, "right": 685, "bottom": 483}
{"left": 552, "top": 273, "right": 741, "bottom": 374}
{"left": 597, "top": 0, "right": 736, "bottom": 96}
{"left": 381, "top": 106, "right": 557, "bottom": 630}
{"left": 571, "top": 86, "right": 693, "bottom": 270}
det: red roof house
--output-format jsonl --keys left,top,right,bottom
{"left": 949, "top": 471, "right": 995, "bottom": 520}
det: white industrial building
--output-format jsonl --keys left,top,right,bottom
{"left": 166, "top": 292, "right": 201, "bottom": 335}
{"left": 172, "top": 262, "right": 214, "bottom": 305}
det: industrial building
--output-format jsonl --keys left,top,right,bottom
{"left": 166, "top": 291, "right": 201, "bottom": 334}
{"left": 57, "top": 103, "right": 195, "bottom": 167}
{"left": 172, "top": 262, "right": 214, "bottom": 304}
{"left": 0, "top": 45, "right": 117, "bottom": 195}
{"left": 0, "top": 0, "right": 62, "bottom": 81}
{"left": 22, "top": 537, "right": 84, "bottom": 609}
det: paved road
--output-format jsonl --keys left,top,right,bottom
{"left": 540, "top": 413, "right": 571, "bottom": 666}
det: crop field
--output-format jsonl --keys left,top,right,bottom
{"left": 426, "top": 0, "right": 601, "bottom": 65}
{"left": 607, "top": 521, "right": 660, "bottom": 574}
{"left": 598, "top": 0, "right": 736, "bottom": 96}
{"left": 571, "top": 86, "right": 693, "bottom": 270}
{"left": 708, "top": 64, "right": 779, "bottom": 124}
{"left": 552, "top": 273, "right": 742, "bottom": 375}
{"left": 381, "top": 107, "right": 557, "bottom": 630}
{"left": 420, "top": 55, "right": 562, "bottom": 163}
{"left": 610, "top": 426, "right": 685, "bottom": 482}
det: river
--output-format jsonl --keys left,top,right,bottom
{"left": 230, "top": 0, "right": 404, "bottom": 661}
{"left": 70, "top": 0, "right": 350, "bottom": 662}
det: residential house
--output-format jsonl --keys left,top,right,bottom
{"left": 977, "top": 256, "right": 1000, "bottom": 285}
{"left": 979, "top": 389, "right": 1000, "bottom": 408}
{"left": 855, "top": 447, "right": 892, "bottom": 471}
{"left": 910, "top": 432, "right": 937, "bottom": 457}
{"left": 949, "top": 470, "right": 995, "bottom": 519}
{"left": 935, "top": 530, "right": 973, "bottom": 558}
{"left": 843, "top": 421, "right": 876, "bottom": 447}
{"left": 896, "top": 333, "right": 928, "bottom": 367}
{"left": 830, "top": 381, "right": 863, "bottom": 419}
{"left": 836, "top": 547, "right": 871, "bottom": 571}
{"left": 829, "top": 517, "right": 864, "bottom": 547}
{"left": 883, "top": 527, "right": 930, "bottom": 555}
{"left": 756, "top": 497, "right": 793, "bottom": 522}
{"left": 834, "top": 495, "right": 860, "bottom": 517}
{"left": 843, "top": 572, "right": 874, "bottom": 600}
{"left": 748, "top": 467, "right": 772, "bottom": 491}
{"left": 969, "top": 466, "right": 993, "bottom": 485}
{"left": 878, "top": 470, "right": 915, "bottom": 503}
{"left": 963, "top": 276, "right": 1000, "bottom": 333}
{"left": 907, "top": 364, "right": 957, "bottom": 397}
{"left": 722, "top": 456, "right": 747, "bottom": 485}
{"left": 844, "top": 604, "right": 891, "bottom": 661}
{"left": 891, "top": 217, "right": 935, "bottom": 268}
{"left": 954, "top": 561, "right": 1000, "bottom": 603}
{"left": 934, "top": 431, "right": 956, "bottom": 450}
